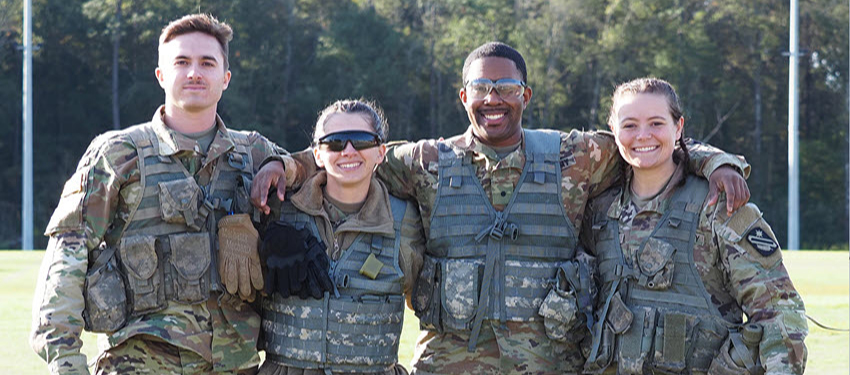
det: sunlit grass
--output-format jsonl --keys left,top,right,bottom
{"left": 5, "top": 250, "right": 846, "bottom": 374}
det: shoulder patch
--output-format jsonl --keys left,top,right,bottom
{"left": 716, "top": 203, "right": 783, "bottom": 269}
{"left": 559, "top": 149, "right": 576, "bottom": 170}
{"left": 746, "top": 226, "right": 779, "bottom": 256}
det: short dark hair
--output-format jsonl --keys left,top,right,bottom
{"left": 159, "top": 14, "right": 233, "bottom": 70}
{"left": 462, "top": 42, "right": 528, "bottom": 84}
{"left": 313, "top": 99, "right": 389, "bottom": 143}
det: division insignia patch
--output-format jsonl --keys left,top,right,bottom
{"left": 746, "top": 226, "right": 779, "bottom": 256}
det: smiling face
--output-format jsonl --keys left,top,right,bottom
{"left": 611, "top": 93, "right": 683, "bottom": 175}
{"left": 459, "top": 57, "right": 532, "bottom": 147}
{"left": 155, "top": 32, "right": 231, "bottom": 115}
{"left": 313, "top": 112, "right": 386, "bottom": 194}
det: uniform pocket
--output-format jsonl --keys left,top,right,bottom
{"left": 169, "top": 232, "right": 211, "bottom": 303}
{"left": 83, "top": 248, "right": 127, "bottom": 333}
{"left": 412, "top": 256, "right": 442, "bottom": 331}
{"left": 158, "top": 177, "right": 202, "bottom": 229}
{"left": 637, "top": 238, "right": 676, "bottom": 290}
{"left": 440, "top": 259, "right": 479, "bottom": 330}
{"left": 119, "top": 235, "right": 164, "bottom": 314}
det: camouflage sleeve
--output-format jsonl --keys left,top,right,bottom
{"left": 711, "top": 201, "right": 807, "bottom": 374}
{"left": 571, "top": 130, "right": 623, "bottom": 199}
{"left": 288, "top": 149, "right": 321, "bottom": 191}
{"left": 32, "top": 135, "right": 135, "bottom": 375}
{"left": 377, "top": 141, "right": 426, "bottom": 200}
{"left": 397, "top": 200, "right": 425, "bottom": 308}
{"left": 31, "top": 234, "right": 91, "bottom": 375}
{"left": 685, "top": 139, "right": 751, "bottom": 179}
{"left": 246, "top": 132, "right": 289, "bottom": 174}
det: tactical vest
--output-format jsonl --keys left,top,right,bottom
{"left": 585, "top": 176, "right": 735, "bottom": 374}
{"left": 262, "top": 196, "right": 409, "bottom": 373}
{"left": 420, "top": 129, "right": 577, "bottom": 348}
{"left": 88, "top": 122, "right": 255, "bottom": 321}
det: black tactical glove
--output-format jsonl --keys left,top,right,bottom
{"left": 262, "top": 221, "right": 334, "bottom": 299}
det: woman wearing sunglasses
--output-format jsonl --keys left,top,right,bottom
{"left": 581, "top": 78, "right": 807, "bottom": 374}
{"left": 258, "top": 99, "right": 424, "bottom": 375}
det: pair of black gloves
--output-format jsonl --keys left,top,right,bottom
{"left": 261, "top": 221, "right": 334, "bottom": 299}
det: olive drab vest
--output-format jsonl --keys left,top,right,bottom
{"left": 585, "top": 176, "right": 735, "bottom": 374}
{"left": 261, "top": 196, "right": 409, "bottom": 373}
{"left": 421, "top": 129, "right": 578, "bottom": 350}
{"left": 87, "top": 122, "right": 255, "bottom": 321}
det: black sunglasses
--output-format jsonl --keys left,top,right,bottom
{"left": 317, "top": 130, "right": 382, "bottom": 152}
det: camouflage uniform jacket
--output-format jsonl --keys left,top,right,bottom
{"left": 371, "top": 126, "right": 749, "bottom": 373}
{"left": 261, "top": 171, "right": 425, "bottom": 375}
{"left": 278, "top": 171, "right": 425, "bottom": 303}
{"left": 581, "top": 161, "right": 807, "bottom": 374}
{"left": 31, "top": 107, "right": 280, "bottom": 375}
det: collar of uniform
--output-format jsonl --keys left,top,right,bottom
{"left": 610, "top": 160, "right": 688, "bottom": 219}
{"left": 458, "top": 125, "right": 525, "bottom": 172}
{"left": 290, "top": 171, "right": 395, "bottom": 237}
{"left": 149, "top": 105, "right": 234, "bottom": 158}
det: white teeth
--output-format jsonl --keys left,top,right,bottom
{"left": 634, "top": 146, "right": 657, "bottom": 152}
{"left": 484, "top": 113, "right": 504, "bottom": 120}
{"left": 339, "top": 162, "right": 360, "bottom": 169}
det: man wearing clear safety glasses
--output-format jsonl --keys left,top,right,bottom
{"left": 251, "top": 42, "right": 752, "bottom": 375}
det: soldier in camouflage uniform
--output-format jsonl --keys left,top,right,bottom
{"left": 31, "top": 14, "right": 279, "bottom": 375}
{"left": 251, "top": 43, "right": 751, "bottom": 375}
{"left": 258, "top": 100, "right": 425, "bottom": 375}
{"left": 580, "top": 78, "right": 806, "bottom": 374}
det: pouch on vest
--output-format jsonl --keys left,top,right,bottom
{"left": 606, "top": 291, "right": 633, "bottom": 334}
{"left": 83, "top": 244, "right": 127, "bottom": 333}
{"left": 169, "top": 232, "right": 211, "bottom": 303}
{"left": 618, "top": 305, "right": 656, "bottom": 375}
{"left": 119, "top": 234, "right": 165, "bottom": 314}
{"left": 158, "top": 177, "right": 202, "bottom": 231}
{"left": 584, "top": 321, "right": 616, "bottom": 373}
{"left": 412, "top": 256, "right": 442, "bottom": 331}
{"left": 440, "top": 259, "right": 479, "bottom": 331}
{"left": 708, "top": 335, "right": 758, "bottom": 375}
{"left": 653, "top": 311, "right": 698, "bottom": 372}
{"left": 636, "top": 238, "right": 675, "bottom": 290}
{"left": 538, "top": 264, "right": 579, "bottom": 342}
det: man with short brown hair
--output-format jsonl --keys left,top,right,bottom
{"left": 31, "top": 14, "right": 277, "bottom": 375}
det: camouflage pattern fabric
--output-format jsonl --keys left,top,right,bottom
{"left": 585, "top": 162, "right": 807, "bottom": 374}
{"left": 94, "top": 335, "right": 258, "bottom": 375}
{"left": 261, "top": 172, "right": 423, "bottom": 375}
{"left": 257, "top": 362, "right": 409, "bottom": 375}
{"left": 370, "top": 126, "right": 749, "bottom": 374}
{"left": 31, "top": 107, "right": 278, "bottom": 375}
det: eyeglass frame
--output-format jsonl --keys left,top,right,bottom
{"left": 315, "top": 130, "right": 383, "bottom": 152}
{"left": 463, "top": 78, "right": 528, "bottom": 100}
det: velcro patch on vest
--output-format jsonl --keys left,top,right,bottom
{"left": 746, "top": 227, "right": 778, "bottom": 256}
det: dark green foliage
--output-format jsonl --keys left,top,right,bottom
{"left": 1, "top": 0, "right": 848, "bottom": 249}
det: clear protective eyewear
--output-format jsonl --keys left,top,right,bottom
{"left": 464, "top": 78, "right": 527, "bottom": 100}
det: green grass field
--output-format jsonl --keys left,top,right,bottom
{"left": 5, "top": 251, "right": 847, "bottom": 374}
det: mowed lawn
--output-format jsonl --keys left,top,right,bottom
{"left": 4, "top": 250, "right": 847, "bottom": 374}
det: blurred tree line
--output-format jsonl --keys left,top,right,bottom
{"left": 0, "top": 0, "right": 848, "bottom": 250}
